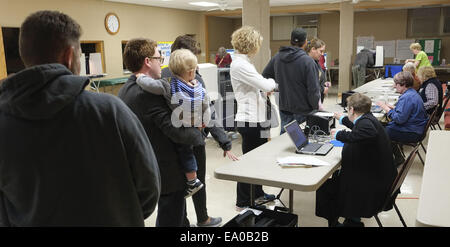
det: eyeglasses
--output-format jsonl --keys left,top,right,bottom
{"left": 148, "top": 56, "right": 165, "bottom": 64}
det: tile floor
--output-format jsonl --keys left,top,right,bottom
{"left": 144, "top": 88, "right": 442, "bottom": 227}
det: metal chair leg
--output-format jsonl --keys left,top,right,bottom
{"left": 398, "top": 144, "right": 406, "bottom": 158}
{"left": 393, "top": 203, "right": 407, "bottom": 227}
{"left": 416, "top": 150, "right": 425, "bottom": 166}
{"left": 420, "top": 142, "right": 427, "bottom": 154}
{"left": 438, "top": 123, "right": 442, "bottom": 130}
{"left": 374, "top": 215, "right": 383, "bottom": 227}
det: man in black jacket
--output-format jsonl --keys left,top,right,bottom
{"left": 0, "top": 11, "right": 160, "bottom": 226}
{"left": 119, "top": 38, "right": 205, "bottom": 227}
{"left": 263, "top": 28, "right": 321, "bottom": 134}
{"left": 161, "top": 34, "right": 237, "bottom": 227}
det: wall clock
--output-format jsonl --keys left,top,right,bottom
{"left": 105, "top": 13, "right": 120, "bottom": 35}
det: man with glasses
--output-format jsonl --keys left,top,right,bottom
{"left": 119, "top": 38, "right": 205, "bottom": 227}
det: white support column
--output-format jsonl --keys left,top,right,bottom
{"left": 242, "top": 0, "right": 270, "bottom": 73}
{"left": 338, "top": 1, "right": 354, "bottom": 94}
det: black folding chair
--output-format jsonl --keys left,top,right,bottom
{"left": 392, "top": 106, "right": 437, "bottom": 165}
{"left": 431, "top": 93, "right": 449, "bottom": 130}
{"left": 373, "top": 145, "right": 419, "bottom": 227}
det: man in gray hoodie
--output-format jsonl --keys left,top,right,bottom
{"left": 263, "top": 28, "right": 320, "bottom": 134}
{"left": 0, "top": 11, "right": 160, "bottom": 226}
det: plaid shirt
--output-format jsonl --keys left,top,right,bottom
{"left": 421, "top": 83, "right": 439, "bottom": 110}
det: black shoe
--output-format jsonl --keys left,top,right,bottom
{"left": 343, "top": 218, "right": 365, "bottom": 227}
{"left": 184, "top": 179, "right": 204, "bottom": 199}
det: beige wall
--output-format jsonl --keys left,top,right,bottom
{"left": 0, "top": 0, "right": 206, "bottom": 80}
{"left": 320, "top": 9, "right": 450, "bottom": 66}
{"left": 0, "top": 27, "right": 6, "bottom": 79}
{"left": 207, "top": 16, "right": 236, "bottom": 63}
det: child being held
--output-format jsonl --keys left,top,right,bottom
{"left": 136, "top": 49, "right": 210, "bottom": 198}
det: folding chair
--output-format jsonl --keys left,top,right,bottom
{"left": 392, "top": 106, "right": 438, "bottom": 165}
{"left": 373, "top": 145, "right": 419, "bottom": 227}
{"left": 431, "top": 93, "right": 450, "bottom": 130}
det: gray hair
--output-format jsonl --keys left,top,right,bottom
{"left": 403, "top": 62, "right": 416, "bottom": 74}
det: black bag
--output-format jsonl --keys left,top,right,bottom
{"left": 265, "top": 96, "right": 279, "bottom": 128}
{"left": 224, "top": 207, "right": 298, "bottom": 227}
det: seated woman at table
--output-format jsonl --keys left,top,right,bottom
{"left": 377, "top": 71, "right": 429, "bottom": 165}
{"left": 417, "top": 66, "right": 443, "bottom": 116}
{"left": 377, "top": 71, "right": 429, "bottom": 144}
{"left": 316, "top": 93, "right": 397, "bottom": 227}
{"left": 402, "top": 62, "right": 420, "bottom": 91}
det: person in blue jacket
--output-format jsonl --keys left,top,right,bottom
{"left": 377, "top": 71, "right": 429, "bottom": 164}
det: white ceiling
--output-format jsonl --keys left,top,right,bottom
{"left": 104, "top": 0, "right": 370, "bottom": 12}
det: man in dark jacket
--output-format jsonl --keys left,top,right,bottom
{"left": 316, "top": 93, "right": 397, "bottom": 227}
{"left": 119, "top": 38, "right": 205, "bottom": 227}
{"left": 0, "top": 11, "right": 160, "bottom": 226}
{"left": 161, "top": 34, "right": 237, "bottom": 227}
{"left": 262, "top": 28, "right": 320, "bottom": 134}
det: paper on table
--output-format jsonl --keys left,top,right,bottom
{"left": 314, "top": 112, "right": 334, "bottom": 118}
{"left": 239, "top": 207, "right": 263, "bottom": 216}
{"left": 277, "top": 156, "right": 331, "bottom": 167}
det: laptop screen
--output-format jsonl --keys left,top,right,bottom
{"left": 285, "top": 121, "right": 308, "bottom": 149}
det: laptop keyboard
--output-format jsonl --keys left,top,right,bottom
{"left": 302, "top": 143, "right": 322, "bottom": 152}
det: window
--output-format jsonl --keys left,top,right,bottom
{"left": 408, "top": 7, "right": 450, "bottom": 37}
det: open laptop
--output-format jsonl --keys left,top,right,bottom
{"left": 284, "top": 120, "right": 333, "bottom": 155}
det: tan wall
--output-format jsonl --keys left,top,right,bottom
{"left": 319, "top": 9, "right": 450, "bottom": 66}
{"left": 207, "top": 16, "right": 236, "bottom": 63}
{"left": 318, "top": 12, "right": 340, "bottom": 66}
{"left": 0, "top": 26, "right": 6, "bottom": 80}
{"left": 0, "top": 0, "right": 206, "bottom": 80}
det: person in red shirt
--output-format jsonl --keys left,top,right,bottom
{"left": 215, "top": 47, "right": 232, "bottom": 68}
{"left": 319, "top": 54, "right": 326, "bottom": 71}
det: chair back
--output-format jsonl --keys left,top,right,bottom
{"left": 421, "top": 107, "right": 438, "bottom": 141}
{"left": 377, "top": 145, "right": 419, "bottom": 214}
{"left": 434, "top": 94, "right": 450, "bottom": 124}
{"left": 389, "top": 145, "right": 419, "bottom": 201}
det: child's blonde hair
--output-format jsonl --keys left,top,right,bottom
{"left": 409, "top": 43, "right": 422, "bottom": 51}
{"left": 169, "top": 48, "right": 198, "bottom": 76}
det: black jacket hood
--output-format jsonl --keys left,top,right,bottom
{"left": 278, "top": 46, "right": 307, "bottom": 63}
{"left": 0, "top": 64, "right": 89, "bottom": 120}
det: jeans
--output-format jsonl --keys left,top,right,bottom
{"left": 175, "top": 144, "right": 197, "bottom": 172}
{"left": 386, "top": 127, "right": 422, "bottom": 166}
{"left": 156, "top": 190, "right": 186, "bottom": 227}
{"left": 183, "top": 145, "right": 209, "bottom": 225}
{"left": 235, "top": 122, "right": 268, "bottom": 207}
{"left": 386, "top": 127, "right": 422, "bottom": 143}
{"left": 279, "top": 110, "right": 308, "bottom": 134}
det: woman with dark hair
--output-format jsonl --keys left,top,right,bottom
{"left": 215, "top": 47, "right": 232, "bottom": 68}
{"left": 305, "top": 38, "right": 331, "bottom": 103}
{"left": 161, "top": 34, "right": 238, "bottom": 227}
